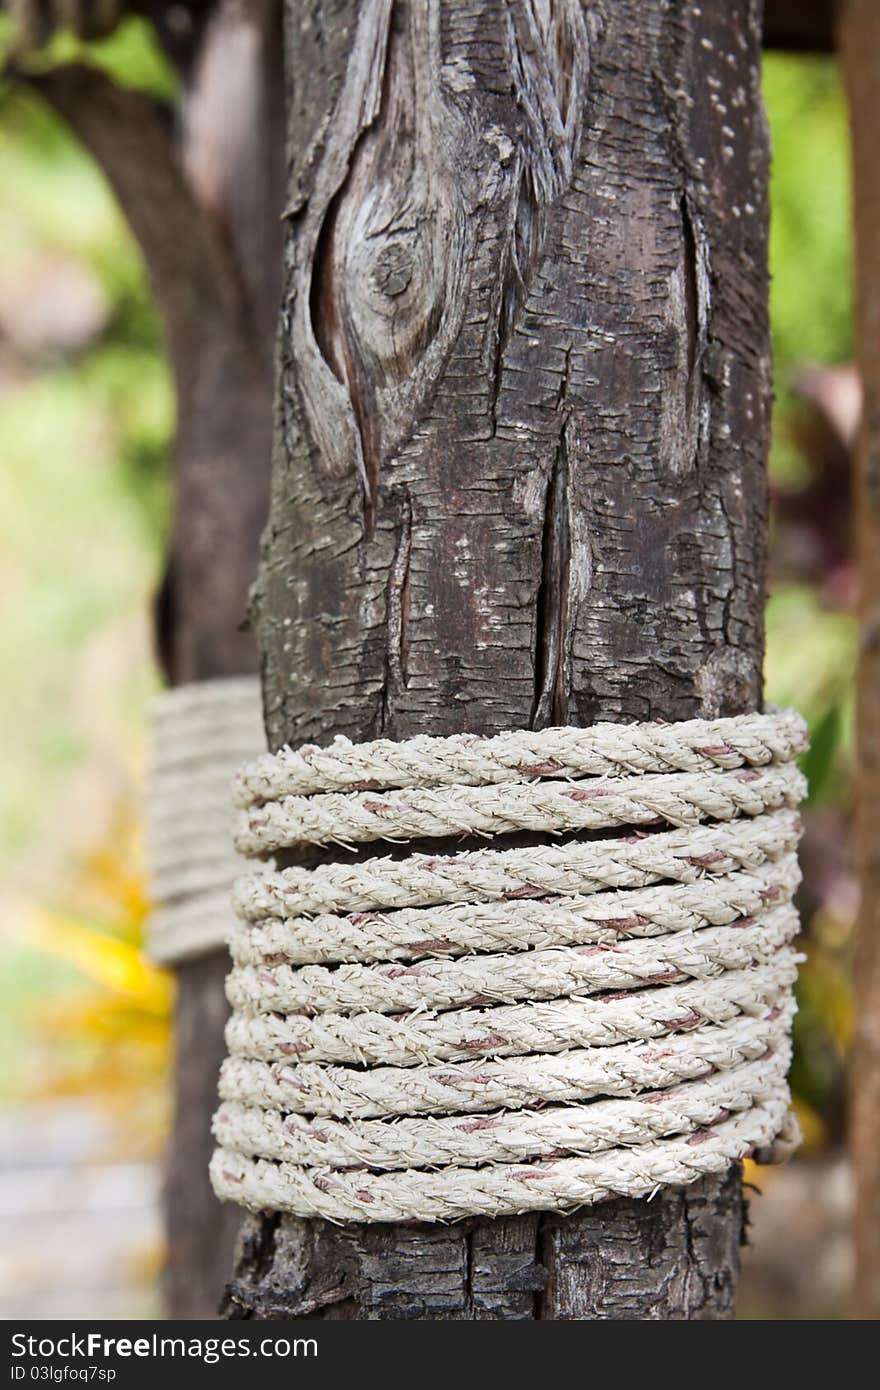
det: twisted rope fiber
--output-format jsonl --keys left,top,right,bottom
{"left": 235, "top": 807, "right": 803, "bottom": 920}
{"left": 227, "top": 905, "right": 799, "bottom": 1016}
{"left": 147, "top": 677, "right": 266, "bottom": 966}
{"left": 217, "top": 1045, "right": 792, "bottom": 1170}
{"left": 224, "top": 954, "right": 799, "bottom": 1066}
{"left": 235, "top": 763, "right": 805, "bottom": 854}
{"left": 211, "top": 710, "right": 807, "bottom": 1223}
{"left": 235, "top": 707, "right": 808, "bottom": 801}
{"left": 214, "top": 1099, "right": 794, "bottom": 1224}
{"left": 219, "top": 998, "right": 796, "bottom": 1118}
{"left": 229, "top": 854, "right": 801, "bottom": 966}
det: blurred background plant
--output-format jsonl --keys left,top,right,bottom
{"left": 765, "top": 51, "right": 856, "bottom": 1157}
{"left": 0, "top": 16, "right": 175, "bottom": 1316}
{"left": 0, "top": 24, "right": 860, "bottom": 1318}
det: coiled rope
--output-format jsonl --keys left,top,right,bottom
{"left": 147, "top": 677, "right": 265, "bottom": 965}
{"left": 211, "top": 709, "right": 807, "bottom": 1223}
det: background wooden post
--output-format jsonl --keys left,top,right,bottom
{"left": 225, "top": 0, "right": 771, "bottom": 1320}
{"left": 23, "top": 0, "right": 284, "bottom": 1316}
{"left": 840, "top": 0, "right": 880, "bottom": 1323}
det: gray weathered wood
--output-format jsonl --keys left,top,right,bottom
{"left": 226, "top": 0, "right": 770, "bottom": 1319}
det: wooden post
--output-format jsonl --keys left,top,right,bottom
{"left": 225, "top": 0, "right": 771, "bottom": 1320}
{"left": 840, "top": 0, "right": 880, "bottom": 1323}
{"left": 25, "top": 0, "right": 283, "bottom": 1317}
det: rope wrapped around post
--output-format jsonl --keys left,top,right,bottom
{"left": 146, "top": 677, "right": 266, "bottom": 966}
{"left": 210, "top": 709, "right": 808, "bottom": 1223}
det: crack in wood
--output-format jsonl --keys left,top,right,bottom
{"left": 532, "top": 427, "right": 572, "bottom": 728}
{"left": 382, "top": 492, "right": 413, "bottom": 734}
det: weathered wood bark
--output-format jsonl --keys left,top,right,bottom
{"left": 24, "top": 0, "right": 283, "bottom": 1317}
{"left": 225, "top": 0, "right": 771, "bottom": 1320}
{"left": 841, "top": 0, "right": 880, "bottom": 1323}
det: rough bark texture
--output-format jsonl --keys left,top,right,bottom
{"left": 26, "top": 0, "right": 283, "bottom": 1317}
{"left": 841, "top": 0, "right": 880, "bottom": 1323}
{"left": 225, "top": 0, "right": 771, "bottom": 1320}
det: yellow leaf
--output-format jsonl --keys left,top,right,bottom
{"left": 25, "top": 907, "right": 169, "bottom": 1003}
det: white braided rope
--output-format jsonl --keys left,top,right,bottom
{"left": 226, "top": 905, "right": 799, "bottom": 1017}
{"left": 215, "top": 1045, "right": 792, "bottom": 1171}
{"left": 224, "top": 953, "right": 799, "bottom": 1066}
{"left": 146, "top": 677, "right": 266, "bottom": 966}
{"left": 228, "top": 855, "right": 800, "bottom": 966}
{"left": 211, "top": 710, "right": 806, "bottom": 1223}
{"left": 235, "top": 808, "right": 803, "bottom": 920}
{"left": 211, "top": 1096, "right": 793, "bottom": 1223}
{"left": 235, "top": 763, "right": 805, "bottom": 854}
{"left": 219, "top": 996, "right": 796, "bottom": 1118}
{"left": 234, "top": 708, "right": 808, "bottom": 801}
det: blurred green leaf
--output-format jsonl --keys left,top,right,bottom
{"left": 803, "top": 703, "right": 842, "bottom": 806}
{"left": 1, "top": 15, "right": 177, "bottom": 101}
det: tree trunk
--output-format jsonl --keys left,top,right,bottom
{"left": 840, "top": 0, "right": 880, "bottom": 1323}
{"left": 26, "top": 0, "right": 284, "bottom": 1317}
{"left": 158, "top": 2, "right": 284, "bottom": 1317}
{"left": 225, "top": 0, "right": 771, "bottom": 1320}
